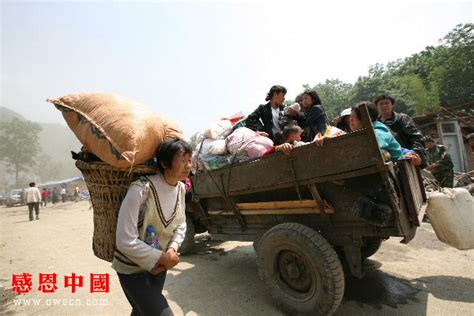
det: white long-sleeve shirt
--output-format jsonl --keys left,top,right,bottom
{"left": 24, "top": 187, "right": 41, "bottom": 203}
{"left": 114, "top": 173, "right": 186, "bottom": 273}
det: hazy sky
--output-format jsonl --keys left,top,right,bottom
{"left": 1, "top": 0, "right": 472, "bottom": 137}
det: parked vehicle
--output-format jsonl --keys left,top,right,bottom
{"left": 185, "top": 105, "right": 426, "bottom": 315}
{"left": 6, "top": 189, "right": 25, "bottom": 207}
{"left": 0, "top": 193, "right": 7, "bottom": 206}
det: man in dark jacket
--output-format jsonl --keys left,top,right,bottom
{"left": 245, "top": 85, "right": 287, "bottom": 141}
{"left": 375, "top": 94, "right": 425, "bottom": 167}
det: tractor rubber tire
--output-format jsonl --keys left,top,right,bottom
{"left": 256, "top": 223, "right": 345, "bottom": 315}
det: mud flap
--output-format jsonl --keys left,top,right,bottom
{"left": 344, "top": 239, "right": 363, "bottom": 278}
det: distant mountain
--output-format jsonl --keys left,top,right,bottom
{"left": 0, "top": 107, "right": 25, "bottom": 121}
{"left": 0, "top": 107, "right": 81, "bottom": 186}
{"left": 37, "top": 122, "right": 82, "bottom": 168}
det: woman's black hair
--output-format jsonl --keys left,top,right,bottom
{"left": 295, "top": 93, "right": 304, "bottom": 103}
{"left": 156, "top": 139, "right": 193, "bottom": 173}
{"left": 265, "top": 85, "right": 287, "bottom": 101}
{"left": 374, "top": 94, "right": 395, "bottom": 105}
{"left": 273, "top": 131, "right": 284, "bottom": 146}
{"left": 302, "top": 90, "right": 322, "bottom": 106}
{"left": 351, "top": 101, "right": 378, "bottom": 122}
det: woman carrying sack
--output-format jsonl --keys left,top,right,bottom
{"left": 112, "top": 139, "right": 193, "bottom": 316}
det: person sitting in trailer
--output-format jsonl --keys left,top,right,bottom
{"left": 246, "top": 85, "right": 287, "bottom": 141}
{"left": 286, "top": 90, "right": 330, "bottom": 142}
{"left": 273, "top": 124, "right": 307, "bottom": 148}
{"left": 349, "top": 101, "right": 404, "bottom": 162}
{"left": 375, "top": 94, "right": 425, "bottom": 167}
{"left": 331, "top": 108, "right": 352, "bottom": 133}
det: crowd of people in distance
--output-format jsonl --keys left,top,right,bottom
{"left": 22, "top": 184, "right": 83, "bottom": 221}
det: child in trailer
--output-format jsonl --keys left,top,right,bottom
{"left": 273, "top": 124, "right": 307, "bottom": 147}
{"left": 270, "top": 123, "right": 345, "bottom": 156}
{"left": 262, "top": 125, "right": 305, "bottom": 157}
{"left": 112, "top": 139, "right": 192, "bottom": 316}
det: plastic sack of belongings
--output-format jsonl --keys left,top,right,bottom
{"left": 426, "top": 188, "right": 474, "bottom": 250}
{"left": 226, "top": 127, "right": 274, "bottom": 158}
{"left": 48, "top": 92, "right": 183, "bottom": 169}
{"left": 194, "top": 127, "right": 275, "bottom": 171}
{"left": 194, "top": 113, "right": 246, "bottom": 171}
{"left": 193, "top": 116, "right": 347, "bottom": 172}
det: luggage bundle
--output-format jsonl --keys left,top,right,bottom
{"left": 427, "top": 188, "right": 474, "bottom": 250}
{"left": 193, "top": 113, "right": 246, "bottom": 171}
{"left": 48, "top": 92, "right": 184, "bottom": 261}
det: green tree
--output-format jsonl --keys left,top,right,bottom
{"left": 387, "top": 75, "right": 439, "bottom": 115}
{"left": 348, "top": 23, "right": 472, "bottom": 114}
{"left": 390, "top": 23, "right": 473, "bottom": 107}
{"left": 436, "top": 23, "right": 474, "bottom": 106}
{"left": 0, "top": 118, "right": 42, "bottom": 187}
{"left": 350, "top": 74, "right": 387, "bottom": 106}
{"left": 304, "top": 79, "right": 353, "bottom": 118}
{"left": 280, "top": 23, "right": 471, "bottom": 121}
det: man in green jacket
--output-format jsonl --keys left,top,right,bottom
{"left": 423, "top": 136, "right": 454, "bottom": 188}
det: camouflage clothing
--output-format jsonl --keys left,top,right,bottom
{"left": 426, "top": 145, "right": 454, "bottom": 188}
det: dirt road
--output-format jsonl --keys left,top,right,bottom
{"left": 1, "top": 201, "right": 473, "bottom": 315}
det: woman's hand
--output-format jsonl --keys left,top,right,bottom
{"left": 275, "top": 143, "right": 293, "bottom": 155}
{"left": 426, "top": 163, "right": 439, "bottom": 171}
{"left": 150, "top": 264, "right": 166, "bottom": 275}
{"left": 151, "top": 248, "right": 180, "bottom": 274}
{"left": 163, "top": 248, "right": 180, "bottom": 269}
{"left": 256, "top": 131, "right": 269, "bottom": 138}
{"left": 286, "top": 108, "right": 298, "bottom": 117}
{"left": 314, "top": 136, "right": 325, "bottom": 146}
{"left": 404, "top": 152, "right": 422, "bottom": 167}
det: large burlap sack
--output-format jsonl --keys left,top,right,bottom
{"left": 48, "top": 92, "right": 183, "bottom": 169}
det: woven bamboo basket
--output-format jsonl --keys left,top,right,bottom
{"left": 75, "top": 160, "right": 157, "bottom": 262}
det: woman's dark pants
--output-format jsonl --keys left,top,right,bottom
{"left": 117, "top": 271, "right": 173, "bottom": 316}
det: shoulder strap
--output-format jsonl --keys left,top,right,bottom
{"left": 136, "top": 176, "right": 151, "bottom": 230}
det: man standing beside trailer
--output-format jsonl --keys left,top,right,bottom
{"left": 423, "top": 136, "right": 455, "bottom": 188}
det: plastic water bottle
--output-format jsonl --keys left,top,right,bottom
{"left": 144, "top": 225, "right": 161, "bottom": 250}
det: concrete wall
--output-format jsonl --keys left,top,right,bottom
{"left": 467, "top": 138, "right": 474, "bottom": 171}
